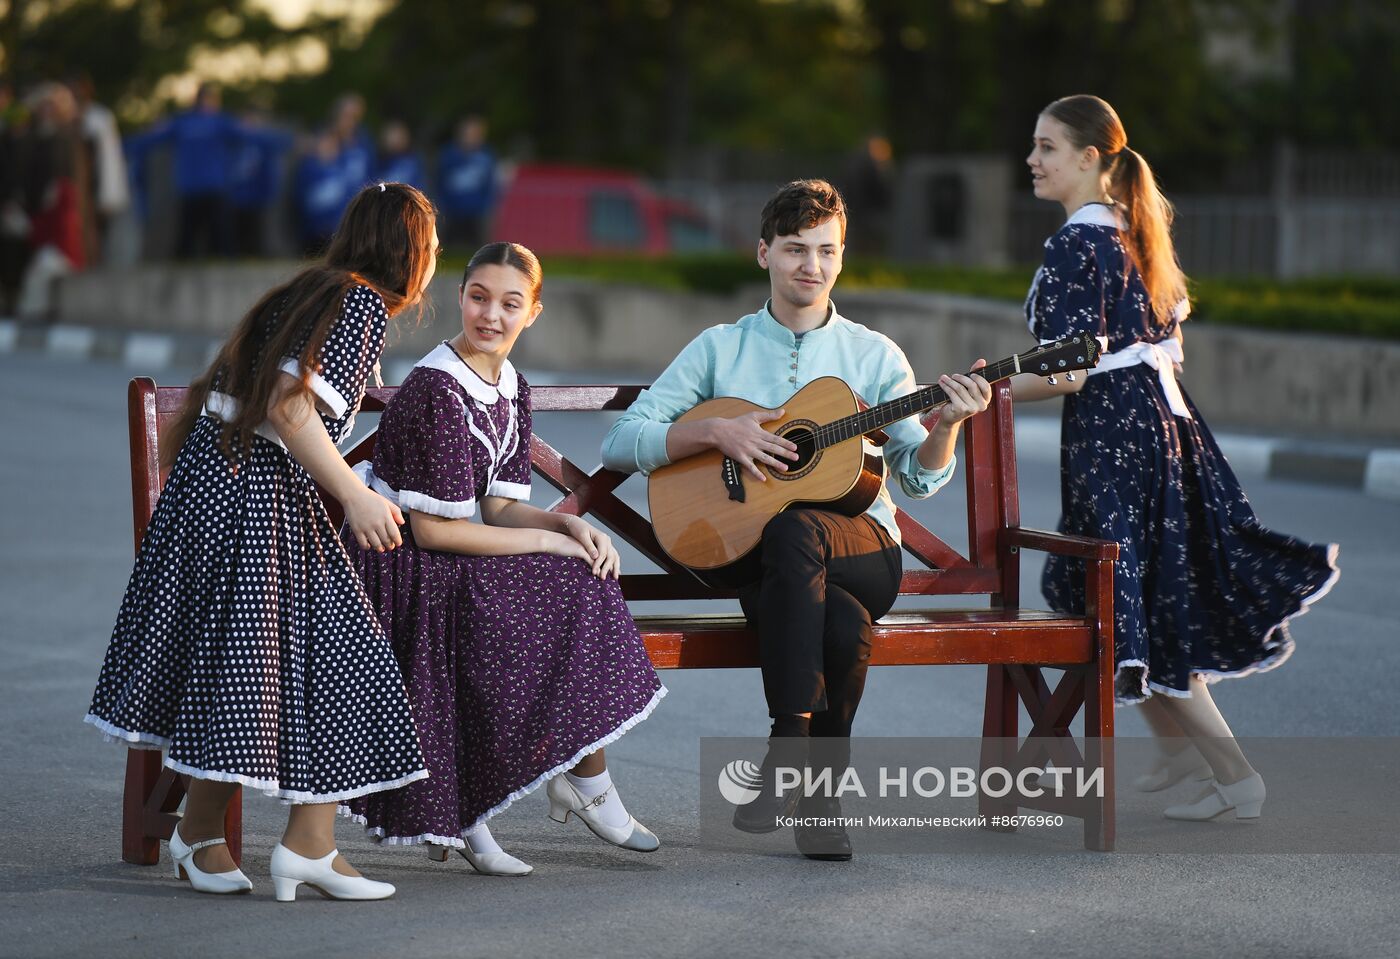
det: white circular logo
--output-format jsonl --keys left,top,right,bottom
{"left": 718, "top": 759, "right": 764, "bottom": 805}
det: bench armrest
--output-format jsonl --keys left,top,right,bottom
{"left": 1003, "top": 527, "right": 1118, "bottom": 562}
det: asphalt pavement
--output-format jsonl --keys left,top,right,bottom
{"left": 1, "top": 352, "right": 1397, "bottom": 959}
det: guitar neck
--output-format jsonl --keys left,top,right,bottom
{"left": 813, "top": 354, "right": 1022, "bottom": 449}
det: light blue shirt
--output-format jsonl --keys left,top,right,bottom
{"left": 600, "top": 301, "right": 955, "bottom": 544}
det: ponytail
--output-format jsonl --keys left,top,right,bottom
{"left": 1110, "top": 147, "right": 1187, "bottom": 328}
{"left": 1043, "top": 95, "right": 1189, "bottom": 329}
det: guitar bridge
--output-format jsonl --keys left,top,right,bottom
{"left": 721, "top": 457, "right": 746, "bottom": 503}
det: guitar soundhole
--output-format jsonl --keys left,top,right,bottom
{"left": 773, "top": 421, "right": 820, "bottom": 480}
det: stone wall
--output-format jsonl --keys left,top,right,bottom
{"left": 55, "top": 264, "right": 1400, "bottom": 442}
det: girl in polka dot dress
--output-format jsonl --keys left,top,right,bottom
{"left": 343, "top": 243, "right": 666, "bottom": 875}
{"left": 86, "top": 183, "right": 438, "bottom": 901}
{"left": 1013, "top": 97, "right": 1338, "bottom": 823}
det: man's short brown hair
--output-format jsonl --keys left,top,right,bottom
{"left": 759, "top": 179, "right": 847, "bottom": 245}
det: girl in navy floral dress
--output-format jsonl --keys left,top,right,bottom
{"left": 1013, "top": 96, "right": 1338, "bottom": 822}
{"left": 87, "top": 183, "right": 439, "bottom": 900}
{"left": 344, "top": 242, "right": 665, "bottom": 875}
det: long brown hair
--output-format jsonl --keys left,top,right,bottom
{"left": 1043, "top": 95, "right": 1188, "bottom": 327}
{"left": 162, "top": 182, "right": 437, "bottom": 468}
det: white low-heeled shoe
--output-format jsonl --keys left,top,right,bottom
{"left": 1134, "top": 746, "right": 1213, "bottom": 792}
{"left": 168, "top": 826, "right": 253, "bottom": 894}
{"left": 1163, "top": 773, "right": 1266, "bottom": 821}
{"left": 269, "top": 844, "right": 395, "bottom": 902}
{"left": 546, "top": 775, "right": 660, "bottom": 852}
{"left": 427, "top": 843, "right": 533, "bottom": 876}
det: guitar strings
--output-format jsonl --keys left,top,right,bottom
{"left": 810, "top": 355, "right": 1020, "bottom": 450}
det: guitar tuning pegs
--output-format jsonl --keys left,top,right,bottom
{"left": 1065, "top": 372, "right": 1076, "bottom": 382}
{"left": 1046, "top": 375, "right": 1058, "bottom": 386}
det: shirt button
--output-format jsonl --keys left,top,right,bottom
{"left": 790, "top": 363, "right": 798, "bottom": 370}
{"left": 789, "top": 376, "right": 797, "bottom": 383}
{"left": 791, "top": 352, "right": 798, "bottom": 358}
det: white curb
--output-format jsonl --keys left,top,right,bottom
{"left": 123, "top": 333, "right": 176, "bottom": 370}
{"left": 47, "top": 324, "right": 96, "bottom": 359}
{"left": 1364, "top": 450, "right": 1400, "bottom": 500}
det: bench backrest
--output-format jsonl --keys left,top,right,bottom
{"left": 128, "top": 379, "right": 1023, "bottom": 607}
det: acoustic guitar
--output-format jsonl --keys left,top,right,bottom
{"left": 647, "top": 333, "right": 1101, "bottom": 572}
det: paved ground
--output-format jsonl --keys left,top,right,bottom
{"left": 1, "top": 352, "right": 1397, "bottom": 959}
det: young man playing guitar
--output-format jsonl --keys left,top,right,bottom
{"left": 601, "top": 179, "right": 991, "bottom": 860}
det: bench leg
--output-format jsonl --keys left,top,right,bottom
{"left": 121, "top": 752, "right": 245, "bottom": 867}
{"left": 224, "top": 788, "right": 243, "bottom": 865}
{"left": 1082, "top": 649, "right": 1116, "bottom": 851}
{"left": 121, "top": 749, "right": 163, "bottom": 865}
{"left": 980, "top": 665, "right": 1020, "bottom": 831}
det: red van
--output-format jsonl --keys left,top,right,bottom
{"left": 489, "top": 164, "right": 721, "bottom": 255}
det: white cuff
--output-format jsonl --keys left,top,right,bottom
{"left": 487, "top": 480, "right": 531, "bottom": 501}
{"left": 354, "top": 462, "right": 476, "bottom": 518}
{"left": 279, "top": 357, "right": 349, "bottom": 419}
{"left": 399, "top": 489, "right": 477, "bottom": 519}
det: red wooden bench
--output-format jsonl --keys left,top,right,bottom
{"left": 121, "top": 376, "right": 1119, "bottom": 863}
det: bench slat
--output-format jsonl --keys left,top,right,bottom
{"left": 637, "top": 609, "right": 1094, "bottom": 669}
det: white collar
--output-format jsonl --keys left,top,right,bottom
{"left": 1064, "top": 202, "right": 1124, "bottom": 229}
{"left": 415, "top": 342, "right": 518, "bottom": 404}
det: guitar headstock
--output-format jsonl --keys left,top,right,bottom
{"left": 1018, "top": 333, "right": 1101, "bottom": 379}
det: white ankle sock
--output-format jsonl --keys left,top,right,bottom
{"left": 565, "top": 769, "right": 631, "bottom": 829}
{"left": 462, "top": 823, "right": 502, "bottom": 855}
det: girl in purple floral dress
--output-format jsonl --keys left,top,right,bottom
{"left": 344, "top": 242, "right": 665, "bottom": 874}
{"left": 1014, "top": 96, "right": 1337, "bottom": 823}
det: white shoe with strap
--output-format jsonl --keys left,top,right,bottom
{"left": 1163, "top": 773, "right": 1266, "bottom": 821}
{"left": 546, "top": 774, "right": 660, "bottom": 852}
{"left": 427, "top": 843, "right": 533, "bottom": 876}
{"left": 168, "top": 826, "right": 253, "bottom": 894}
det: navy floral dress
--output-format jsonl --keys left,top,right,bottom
{"left": 343, "top": 343, "right": 665, "bottom": 847}
{"left": 1026, "top": 203, "right": 1339, "bottom": 703}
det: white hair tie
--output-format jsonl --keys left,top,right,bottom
{"left": 378, "top": 182, "right": 386, "bottom": 192}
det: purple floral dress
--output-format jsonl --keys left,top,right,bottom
{"left": 1027, "top": 203, "right": 1339, "bottom": 703}
{"left": 343, "top": 343, "right": 665, "bottom": 846}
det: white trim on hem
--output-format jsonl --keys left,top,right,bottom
{"left": 340, "top": 684, "right": 668, "bottom": 847}
{"left": 85, "top": 712, "right": 170, "bottom": 750}
{"left": 1116, "top": 543, "right": 1338, "bottom": 703}
{"left": 85, "top": 713, "right": 429, "bottom": 803}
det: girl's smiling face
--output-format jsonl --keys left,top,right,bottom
{"left": 457, "top": 263, "right": 541, "bottom": 361}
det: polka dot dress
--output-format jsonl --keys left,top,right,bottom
{"left": 343, "top": 345, "right": 664, "bottom": 846}
{"left": 86, "top": 285, "right": 428, "bottom": 802}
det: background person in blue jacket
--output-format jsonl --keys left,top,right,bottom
{"left": 375, "top": 119, "right": 424, "bottom": 189}
{"left": 229, "top": 107, "right": 293, "bottom": 257}
{"left": 293, "top": 132, "right": 348, "bottom": 256}
{"left": 437, "top": 115, "right": 498, "bottom": 249}
{"left": 330, "top": 93, "right": 374, "bottom": 195}
{"left": 128, "top": 83, "right": 245, "bottom": 259}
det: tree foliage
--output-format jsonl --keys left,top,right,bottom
{"left": 6, "top": 0, "right": 1399, "bottom": 180}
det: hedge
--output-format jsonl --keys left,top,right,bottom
{"left": 444, "top": 253, "right": 1400, "bottom": 339}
